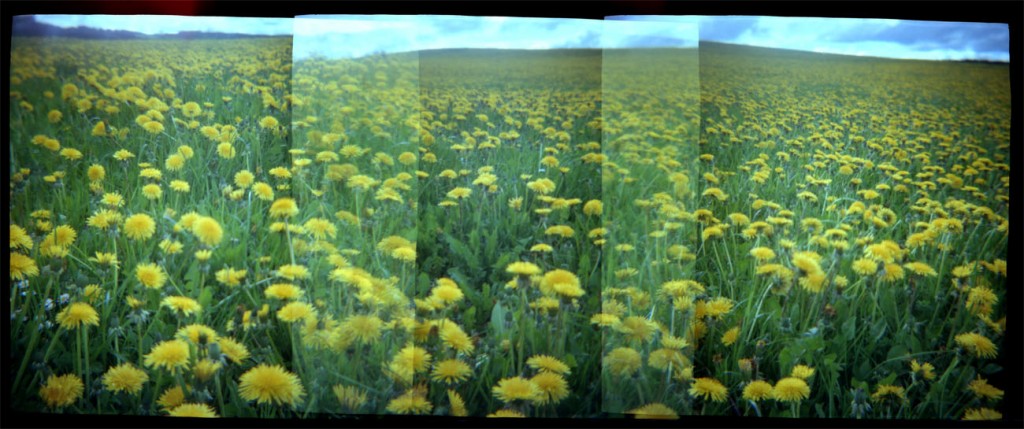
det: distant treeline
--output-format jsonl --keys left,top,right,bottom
{"left": 12, "top": 16, "right": 284, "bottom": 40}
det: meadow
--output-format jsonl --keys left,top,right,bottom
{"left": 663, "top": 42, "right": 1009, "bottom": 419}
{"left": 7, "top": 36, "right": 1009, "bottom": 421}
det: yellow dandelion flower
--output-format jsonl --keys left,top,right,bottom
{"left": 492, "top": 376, "right": 540, "bottom": 403}
{"left": 141, "top": 183, "right": 162, "bottom": 200}
{"left": 605, "top": 347, "right": 642, "bottom": 377}
{"left": 217, "top": 337, "right": 250, "bottom": 364}
{"left": 277, "top": 301, "right": 317, "bottom": 323}
{"left": 10, "top": 252, "right": 40, "bottom": 280}
{"left": 216, "top": 142, "right": 236, "bottom": 159}
{"left": 165, "top": 154, "right": 186, "bottom": 171}
{"left": 791, "top": 364, "right": 815, "bottom": 379}
{"left": 157, "top": 386, "right": 185, "bottom": 411}
{"left": 438, "top": 322, "right": 474, "bottom": 354}
{"left": 51, "top": 225, "right": 76, "bottom": 248}
{"left": 193, "top": 359, "right": 223, "bottom": 382}
{"left": 963, "top": 408, "right": 1002, "bottom": 420}
{"left": 967, "top": 377, "right": 1004, "bottom": 401}
{"left": 87, "top": 164, "right": 105, "bottom": 182}
{"left": 343, "top": 314, "right": 384, "bottom": 345}
{"left": 333, "top": 384, "right": 368, "bottom": 410}
{"left": 531, "top": 372, "right": 569, "bottom": 405}
{"left": 276, "top": 264, "right": 310, "bottom": 280}
{"left": 56, "top": 302, "right": 99, "bottom": 329}
{"left": 265, "top": 283, "right": 303, "bottom": 301}
{"left": 955, "top": 332, "right": 998, "bottom": 358}
{"left": 303, "top": 218, "right": 336, "bottom": 240}
{"left": 526, "top": 355, "right": 570, "bottom": 375}
{"left": 541, "top": 269, "right": 584, "bottom": 298}
{"left": 447, "top": 187, "right": 472, "bottom": 199}
{"left": 507, "top": 261, "right": 541, "bottom": 277}
{"left": 743, "top": 380, "right": 774, "bottom": 401}
{"left": 431, "top": 359, "right": 472, "bottom": 384}
{"left": 618, "top": 316, "right": 658, "bottom": 343}
{"left": 259, "top": 116, "right": 279, "bottom": 129}
{"left": 852, "top": 258, "right": 878, "bottom": 276}
{"left": 871, "top": 384, "right": 905, "bottom": 403}
{"left": 39, "top": 374, "right": 84, "bottom": 408}
{"left": 431, "top": 282, "right": 464, "bottom": 304}
{"left": 704, "top": 297, "right": 734, "bottom": 319}
{"left": 144, "top": 339, "right": 190, "bottom": 373}
{"left": 269, "top": 198, "right": 299, "bottom": 218}
{"left": 102, "top": 363, "right": 148, "bottom": 395}
{"left": 910, "top": 359, "right": 935, "bottom": 380}
{"left": 447, "top": 389, "right": 467, "bottom": 417}
{"left": 101, "top": 193, "right": 125, "bottom": 208}
{"left": 123, "top": 214, "right": 156, "bottom": 240}
{"left": 628, "top": 403, "right": 678, "bottom": 419}
{"left": 238, "top": 364, "right": 305, "bottom": 406}
{"left": 773, "top": 377, "right": 810, "bottom": 402}
{"left": 168, "top": 403, "right": 217, "bottom": 418}
{"left": 487, "top": 409, "right": 526, "bottom": 418}
{"left": 161, "top": 296, "right": 201, "bottom": 316}
{"left": 721, "top": 326, "right": 740, "bottom": 346}
{"left": 531, "top": 243, "right": 553, "bottom": 252}
{"left": 143, "top": 120, "right": 164, "bottom": 134}
{"left": 191, "top": 216, "right": 223, "bottom": 247}
{"left": 10, "top": 224, "right": 33, "bottom": 250}
{"left": 135, "top": 263, "right": 167, "bottom": 289}
{"left": 689, "top": 377, "right": 728, "bottom": 402}
{"left": 386, "top": 389, "right": 432, "bottom": 415}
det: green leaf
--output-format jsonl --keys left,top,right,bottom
{"left": 910, "top": 335, "right": 922, "bottom": 353}
{"left": 779, "top": 345, "right": 796, "bottom": 372}
{"left": 886, "top": 345, "right": 908, "bottom": 361}
{"left": 565, "top": 353, "right": 577, "bottom": 369}
{"left": 823, "top": 353, "right": 838, "bottom": 371}
{"left": 880, "top": 372, "right": 898, "bottom": 385}
{"left": 490, "top": 302, "right": 507, "bottom": 336}
{"left": 484, "top": 230, "right": 499, "bottom": 262}
{"left": 870, "top": 319, "right": 887, "bottom": 343}
{"left": 445, "top": 234, "right": 481, "bottom": 277}
{"left": 578, "top": 253, "right": 591, "bottom": 285}
{"left": 481, "top": 283, "right": 491, "bottom": 302}
{"left": 198, "top": 286, "right": 213, "bottom": 310}
{"left": 855, "top": 361, "right": 871, "bottom": 381}
{"left": 804, "top": 335, "right": 825, "bottom": 354}
{"left": 841, "top": 316, "right": 856, "bottom": 341}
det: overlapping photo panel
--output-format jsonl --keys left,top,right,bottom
{"left": 8, "top": 12, "right": 1011, "bottom": 422}
{"left": 290, "top": 14, "right": 421, "bottom": 416}
{"left": 8, "top": 15, "right": 295, "bottom": 418}
{"left": 414, "top": 15, "right": 604, "bottom": 417}
{"left": 614, "top": 14, "right": 1009, "bottom": 420}
{"left": 598, "top": 17, "right": 700, "bottom": 419}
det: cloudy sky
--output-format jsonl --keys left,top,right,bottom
{"left": 611, "top": 16, "right": 1010, "bottom": 62}
{"left": 32, "top": 15, "right": 293, "bottom": 35}
{"left": 293, "top": 15, "right": 696, "bottom": 59}
{"left": 27, "top": 14, "right": 1007, "bottom": 62}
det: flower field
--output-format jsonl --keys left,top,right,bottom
{"left": 8, "top": 35, "right": 1009, "bottom": 421}
{"left": 618, "top": 42, "right": 1008, "bottom": 419}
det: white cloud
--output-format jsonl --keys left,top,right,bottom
{"left": 611, "top": 15, "right": 1007, "bottom": 61}
{"left": 294, "top": 15, "right": 618, "bottom": 59}
{"left": 602, "top": 19, "right": 698, "bottom": 48}
{"left": 34, "top": 14, "right": 292, "bottom": 35}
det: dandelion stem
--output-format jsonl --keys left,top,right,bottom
{"left": 285, "top": 222, "right": 296, "bottom": 266}
{"left": 76, "top": 327, "right": 83, "bottom": 378}
{"left": 83, "top": 328, "right": 91, "bottom": 406}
